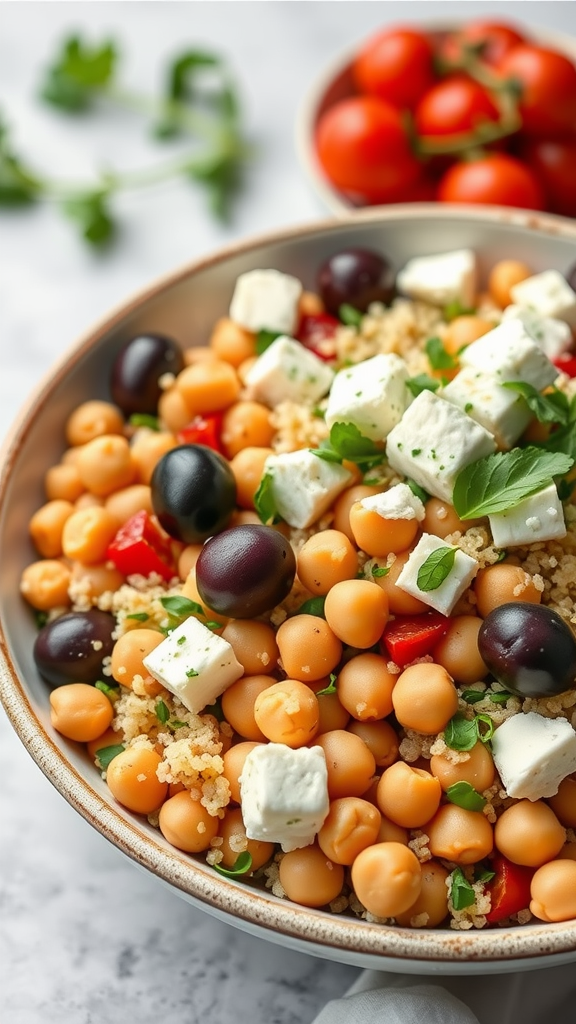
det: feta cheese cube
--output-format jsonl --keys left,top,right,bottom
{"left": 245, "top": 335, "right": 334, "bottom": 407}
{"left": 488, "top": 483, "right": 566, "bottom": 548}
{"left": 442, "top": 366, "right": 532, "bottom": 450}
{"left": 492, "top": 712, "right": 576, "bottom": 800}
{"left": 240, "top": 743, "right": 330, "bottom": 852}
{"left": 459, "top": 318, "right": 558, "bottom": 391}
{"left": 325, "top": 353, "right": 412, "bottom": 441}
{"left": 142, "top": 617, "right": 243, "bottom": 714}
{"left": 229, "top": 269, "right": 302, "bottom": 334}
{"left": 396, "top": 248, "right": 477, "bottom": 308}
{"left": 501, "top": 304, "right": 573, "bottom": 361}
{"left": 395, "top": 532, "right": 478, "bottom": 616}
{"left": 386, "top": 390, "right": 496, "bottom": 503}
{"left": 264, "top": 449, "right": 352, "bottom": 529}
{"left": 361, "top": 482, "right": 425, "bottom": 521}
{"left": 510, "top": 270, "right": 576, "bottom": 330}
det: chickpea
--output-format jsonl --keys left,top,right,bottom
{"left": 106, "top": 745, "right": 167, "bottom": 814}
{"left": 217, "top": 807, "right": 274, "bottom": 870}
{"left": 443, "top": 315, "right": 494, "bottom": 356}
{"left": 61, "top": 506, "right": 120, "bottom": 564}
{"left": 495, "top": 800, "right": 565, "bottom": 867}
{"left": 392, "top": 663, "right": 458, "bottom": 734}
{"left": 177, "top": 543, "right": 203, "bottom": 581}
{"left": 308, "top": 678, "right": 351, "bottom": 733}
{"left": 422, "top": 498, "right": 470, "bottom": 540}
{"left": 86, "top": 725, "right": 123, "bottom": 761}
{"left": 70, "top": 561, "right": 125, "bottom": 600}
{"left": 351, "top": 842, "right": 422, "bottom": 918}
{"left": 474, "top": 563, "right": 542, "bottom": 618}
{"left": 65, "top": 400, "right": 125, "bottom": 447}
{"left": 318, "top": 797, "right": 381, "bottom": 865}
{"left": 253, "top": 679, "right": 319, "bottom": 747}
{"left": 29, "top": 499, "right": 74, "bottom": 557}
{"left": 230, "top": 446, "right": 274, "bottom": 510}
{"left": 372, "top": 550, "right": 428, "bottom": 615}
{"left": 44, "top": 463, "right": 86, "bottom": 503}
{"left": 299, "top": 290, "right": 324, "bottom": 316}
{"left": 157, "top": 388, "right": 191, "bottom": 433}
{"left": 336, "top": 653, "right": 396, "bottom": 721}
{"left": 432, "top": 616, "right": 488, "bottom": 685}
{"left": 221, "top": 619, "right": 279, "bottom": 676}
{"left": 209, "top": 317, "right": 256, "bottom": 367}
{"left": 377, "top": 815, "right": 409, "bottom": 845}
{"left": 394, "top": 861, "right": 450, "bottom": 927}
{"left": 279, "top": 843, "right": 345, "bottom": 908}
{"left": 49, "top": 683, "right": 114, "bottom": 742}
{"left": 221, "top": 674, "right": 274, "bottom": 742}
{"left": 75, "top": 493, "right": 104, "bottom": 510}
{"left": 105, "top": 484, "right": 153, "bottom": 523}
{"left": 297, "top": 530, "right": 358, "bottom": 595}
{"left": 222, "top": 741, "right": 262, "bottom": 804}
{"left": 221, "top": 400, "right": 274, "bottom": 457}
{"left": 558, "top": 842, "right": 576, "bottom": 861}
{"left": 324, "top": 579, "right": 389, "bottom": 649}
{"left": 314, "top": 730, "right": 376, "bottom": 799}
{"left": 76, "top": 434, "right": 135, "bottom": 496}
{"left": 430, "top": 740, "right": 495, "bottom": 794}
{"left": 111, "top": 628, "right": 164, "bottom": 687}
{"left": 530, "top": 859, "right": 576, "bottom": 922}
{"left": 130, "top": 431, "right": 177, "bottom": 485}
{"left": 488, "top": 259, "right": 532, "bottom": 309}
{"left": 547, "top": 776, "right": 576, "bottom": 828}
{"left": 332, "top": 484, "right": 383, "bottom": 542}
{"left": 349, "top": 501, "right": 419, "bottom": 557}
{"left": 426, "top": 804, "right": 494, "bottom": 864}
{"left": 20, "top": 559, "right": 71, "bottom": 610}
{"left": 175, "top": 359, "right": 240, "bottom": 415}
{"left": 377, "top": 762, "right": 442, "bottom": 828}
{"left": 347, "top": 719, "right": 399, "bottom": 768}
{"left": 183, "top": 345, "right": 218, "bottom": 366}
{"left": 158, "top": 790, "right": 219, "bottom": 852}
{"left": 275, "top": 614, "right": 342, "bottom": 682}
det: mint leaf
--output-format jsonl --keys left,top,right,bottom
{"left": 371, "top": 565, "right": 389, "bottom": 578}
{"left": 311, "top": 422, "right": 386, "bottom": 470}
{"left": 254, "top": 470, "right": 281, "bottom": 525}
{"left": 502, "top": 382, "right": 569, "bottom": 426}
{"left": 446, "top": 781, "right": 486, "bottom": 811}
{"left": 444, "top": 712, "right": 478, "bottom": 751}
{"left": 41, "top": 36, "right": 117, "bottom": 111}
{"left": 406, "top": 373, "right": 440, "bottom": 398}
{"left": 452, "top": 446, "right": 573, "bottom": 519}
{"left": 256, "top": 329, "right": 282, "bottom": 355}
{"left": 461, "top": 688, "right": 486, "bottom": 704}
{"left": 62, "top": 191, "right": 114, "bottom": 246}
{"left": 160, "top": 595, "right": 204, "bottom": 618}
{"left": 296, "top": 596, "right": 326, "bottom": 617}
{"left": 95, "top": 743, "right": 125, "bottom": 770}
{"left": 213, "top": 851, "right": 253, "bottom": 877}
{"left": 126, "top": 612, "right": 149, "bottom": 622}
{"left": 425, "top": 336, "right": 458, "bottom": 371}
{"left": 450, "top": 867, "right": 476, "bottom": 911}
{"left": 416, "top": 546, "right": 457, "bottom": 592}
{"left": 339, "top": 304, "right": 363, "bottom": 327}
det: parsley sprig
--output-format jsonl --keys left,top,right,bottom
{"left": 310, "top": 422, "right": 386, "bottom": 471}
{"left": 452, "top": 447, "right": 573, "bottom": 520}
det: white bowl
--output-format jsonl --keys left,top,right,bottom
{"left": 3, "top": 205, "right": 576, "bottom": 973}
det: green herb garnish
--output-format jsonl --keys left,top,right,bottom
{"left": 254, "top": 470, "right": 281, "bottom": 526}
{"left": 406, "top": 479, "right": 429, "bottom": 504}
{"left": 425, "top": 336, "right": 458, "bottom": 371}
{"left": 474, "top": 866, "right": 495, "bottom": 884}
{"left": 213, "top": 851, "right": 253, "bottom": 877}
{"left": 95, "top": 680, "right": 120, "bottom": 701}
{"left": 95, "top": 743, "right": 125, "bottom": 770}
{"left": 316, "top": 672, "right": 338, "bottom": 696}
{"left": 339, "top": 303, "right": 363, "bottom": 327}
{"left": 446, "top": 781, "right": 486, "bottom": 812}
{"left": 129, "top": 413, "right": 160, "bottom": 431}
{"left": 160, "top": 595, "right": 204, "bottom": 618}
{"left": 444, "top": 712, "right": 481, "bottom": 751}
{"left": 126, "top": 612, "right": 150, "bottom": 622}
{"left": 489, "top": 691, "right": 512, "bottom": 705}
{"left": 406, "top": 373, "right": 441, "bottom": 398}
{"left": 310, "top": 422, "right": 386, "bottom": 470}
{"left": 186, "top": 667, "right": 199, "bottom": 678}
{"left": 416, "top": 546, "right": 457, "bottom": 592}
{"left": 443, "top": 300, "right": 475, "bottom": 322}
{"left": 452, "top": 447, "right": 573, "bottom": 520}
{"left": 450, "top": 867, "right": 476, "bottom": 911}
{"left": 371, "top": 565, "right": 390, "bottom": 578}
{"left": 205, "top": 620, "right": 223, "bottom": 631}
{"left": 203, "top": 700, "right": 224, "bottom": 722}
{"left": 156, "top": 700, "right": 170, "bottom": 724}
{"left": 256, "top": 329, "right": 282, "bottom": 355}
{"left": 460, "top": 688, "right": 486, "bottom": 704}
{"left": 502, "top": 382, "right": 570, "bottom": 426}
{"left": 296, "top": 596, "right": 326, "bottom": 617}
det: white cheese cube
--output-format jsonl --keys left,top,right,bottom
{"left": 361, "top": 482, "right": 425, "bottom": 521}
{"left": 142, "top": 617, "right": 243, "bottom": 714}
{"left": 264, "top": 449, "right": 352, "bottom": 529}
{"left": 325, "top": 353, "right": 412, "bottom": 441}
{"left": 501, "top": 304, "right": 573, "bottom": 361}
{"left": 442, "top": 367, "right": 531, "bottom": 450}
{"left": 240, "top": 743, "right": 330, "bottom": 852}
{"left": 492, "top": 712, "right": 576, "bottom": 801}
{"left": 229, "top": 269, "right": 302, "bottom": 334}
{"left": 510, "top": 270, "right": 576, "bottom": 330}
{"left": 244, "top": 335, "right": 334, "bottom": 408}
{"left": 396, "top": 532, "right": 478, "bottom": 616}
{"left": 459, "top": 318, "right": 558, "bottom": 391}
{"left": 488, "top": 483, "right": 566, "bottom": 548}
{"left": 396, "top": 248, "right": 477, "bottom": 308}
{"left": 386, "top": 390, "right": 496, "bottom": 503}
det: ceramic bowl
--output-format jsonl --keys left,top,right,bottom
{"left": 3, "top": 205, "right": 576, "bottom": 974}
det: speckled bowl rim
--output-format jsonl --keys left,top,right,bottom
{"left": 3, "top": 205, "right": 576, "bottom": 969}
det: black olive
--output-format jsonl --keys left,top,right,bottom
{"left": 478, "top": 602, "right": 576, "bottom": 698}
{"left": 196, "top": 524, "right": 296, "bottom": 618}
{"left": 110, "top": 334, "right": 184, "bottom": 415}
{"left": 151, "top": 444, "right": 236, "bottom": 544}
{"left": 317, "top": 248, "right": 395, "bottom": 316}
{"left": 33, "top": 610, "right": 115, "bottom": 688}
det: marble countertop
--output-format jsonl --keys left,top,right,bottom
{"left": 2, "top": 4, "right": 576, "bottom": 1022}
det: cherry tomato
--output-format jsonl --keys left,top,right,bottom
{"left": 437, "top": 21, "right": 525, "bottom": 68}
{"left": 177, "top": 413, "right": 223, "bottom": 452}
{"left": 498, "top": 45, "right": 576, "bottom": 138}
{"left": 353, "top": 27, "right": 435, "bottom": 110}
{"left": 437, "top": 153, "right": 544, "bottom": 210}
{"left": 520, "top": 138, "right": 576, "bottom": 218}
{"left": 315, "top": 96, "right": 421, "bottom": 202}
{"left": 415, "top": 76, "right": 500, "bottom": 139}
{"left": 295, "top": 313, "right": 339, "bottom": 361}
{"left": 485, "top": 854, "right": 534, "bottom": 923}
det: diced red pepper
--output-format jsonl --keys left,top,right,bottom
{"left": 380, "top": 611, "right": 450, "bottom": 667}
{"left": 485, "top": 854, "right": 535, "bottom": 923}
{"left": 107, "top": 510, "right": 176, "bottom": 582}
{"left": 295, "top": 313, "right": 340, "bottom": 361}
{"left": 553, "top": 353, "right": 576, "bottom": 378}
{"left": 177, "top": 413, "right": 223, "bottom": 452}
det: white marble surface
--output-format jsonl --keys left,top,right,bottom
{"left": 2, "top": 3, "right": 576, "bottom": 1022}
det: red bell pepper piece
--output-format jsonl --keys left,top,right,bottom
{"left": 295, "top": 313, "right": 339, "bottom": 361}
{"left": 553, "top": 353, "right": 576, "bottom": 378}
{"left": 380, "top": 611, "right": 450, "bottom": 667}
{"left": 177, "top": 413, "right": 223, "bottom": 452}
{"left": 107, "top": 510, "right": 176, "bottom": 582}
{"left": 485, "top": 854, "right": 535, "bottom": 923}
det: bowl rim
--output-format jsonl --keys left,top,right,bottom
{"left": 3, "top": 205, "right": 576, "bottom": 967}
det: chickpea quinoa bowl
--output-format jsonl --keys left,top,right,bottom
{"left": 4, "top": 205, "right": 576, "bottom": 972}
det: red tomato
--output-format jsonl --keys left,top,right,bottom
{"left": 437, "top": 152, "right": 544, "bottom": 210}
{"left": 295, "top": 313, "right": 339, "bottom": 361}
{"left": 553, "top": 353, "right": 576, "bottom": 378}
{"left": 415, "top": 76, "right": 500, "bottom": 138}
{"left": 353, "top": 27, "right": 435, "bottom": 110}
{"left": 499, "top": 45, "right": 576, "bottom": 138}
{"left": 315, "top": 96, "right": 421, "bottom": 201}
{"left": 107, "top": 510, "right": 176, "bottom": 582}
{"left": 380, "top": 611, "right": 449, "bottom": 667}
{"left": 520, "top": 138, "right": 576, "bottom": 217}
{"left": 485, "top": 855, "right": 534, "bottom": 923}
{"left": 177, "top": 413, "right": 223, "bottom": 452}
{"left": 438, "top": 20, "right": 525, "bottom": 68}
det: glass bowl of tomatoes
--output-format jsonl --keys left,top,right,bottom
{"left": 296, "top": 18, "right": 576, "bottom": 218}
